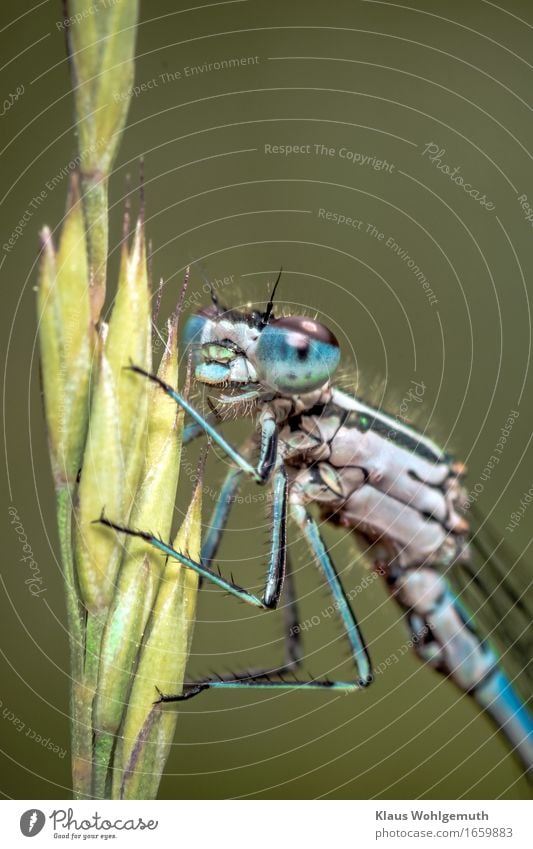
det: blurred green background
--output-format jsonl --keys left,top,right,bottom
{"left": 1, "top": 0, "right": 532, "bottom": 799}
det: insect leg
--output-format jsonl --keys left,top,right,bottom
{"left": 128, "top": 364, "right": 275, "bottom": 483}
{"left": 201, "top": 455, "right": 302, "bottom": 668}
{"left": 97, "top": 462, "right": 288, "bottom": 610}
{"left": 140, "top": 456, "right": 300, "bottom": 703}
{"left": 156, "top": 502, "right": 372, "bottom": 701}
{"left": 183, "top": 412, "right": 219, "bottom": 446}
{"left": 201, "top": 465, "right": 244, "bottom": 566}
{"left": 280, "top": 550, "right": 304, "bottom": 669}
{"left": 290, "top": 501, "right": 372, "bottom": 687}
{"left": 98, "top": 510, "right": 265, "bottom": 606}
{"left": 167, "top": 552, "right": 304, "bottom": 701}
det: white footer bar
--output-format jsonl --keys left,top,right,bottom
{"left": 3, "top": 799, "right": 532, "bottom": 848}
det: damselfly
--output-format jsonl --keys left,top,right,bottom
{"left": 100, "top": 271, "right": 533, "bottom": 775}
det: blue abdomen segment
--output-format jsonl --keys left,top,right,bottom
{"left": 390, "top": 566, "right": 533, "bottom": 774}
{"left": 474, "top": 669, "right": 533, "bottom": 774}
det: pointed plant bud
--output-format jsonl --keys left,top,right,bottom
{"left": 115, "top": 475, "right": 202, "bottom": 800}
{"left": 105, "top": 216, "right": 152, "bottom": 491}
{"left": 74, "top": 214, "right": 151, "bottom": 612}
{"left": 37, "top": 175, "right": 95, "bottom": 487}
{"left": 65, "top": 0, "right": 139, "bottom": 177}
{"left": 64, "top": 0, "right": 140, "bottom": 321}
{"left": 94, "top": 315, "right": 184, "bottom": 740}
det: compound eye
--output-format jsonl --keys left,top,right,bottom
{"left": 255, "top": 316, "right": 340, "bottom": 394}
{"left": 274, "top": 315, "right": 339, "bottom": 346}
{"left": 181, "top": 313, "right": 209, "bottom": 367}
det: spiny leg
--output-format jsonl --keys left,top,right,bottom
{"left": 98, "top": 511, "right": 263, "bottom": 606}
{"left": 157, "top": 501, "right": 372, "bottom": 702}
{"left": 198, "top": 439, "right": 253, "bottom": 569}
{"left": 290, "top": 501, "right": 372, "bottom": 687}
{"left": 281, "top": 550, "right": 303, "bottom": 670}
{"left": 201, "top": 465, "right": 244, "bottom": 567}
{"left": 155, "top": 471, "right": 306, "bottom": 702}
{"left": 136, "top": 364, "right": 287, "bottom": 600}
{"left": 97, "top": 460, "right": 288, "bottom": 611}
{"left": 183, "top": 392, "right": 230, "bottom": 445}
{"left": 201, "top": 458, "right": 303, "bottom": 669}
{"left": 98, "top": 361, "right": 287, "bottom": 604}
{"left": 153, "top": 526, "right": 299, "bottom": 700}
{"left": 128, "top": 364, "right": 273, "bottom": 483}
{"left": 183, "top": 413, "right": 219, "bottom": 446}
{"left": 117, "top": 367, "right": 370, "bottom": 697}
{"left": 172, "top": 553, "right": 304, "bottom": 701}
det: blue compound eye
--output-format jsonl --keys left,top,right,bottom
{"left": 255, "top": 315, "right": 340, "bottom": 394}
{"left": 181, "top": 308, "right": 218, "bottom": 367}
{"left": 181, "top": 314, "right": 206, "bottom": 369}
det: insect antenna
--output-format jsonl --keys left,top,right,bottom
{"left": 189, "top": 256, "right": 228, "bottom": 315}
{"left": 208, "top": 283, "right": 222, "bottom": 312}
{"left": 261, "top": 266, "right": 283, "bottom": 325}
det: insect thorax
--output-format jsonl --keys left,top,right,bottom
{"left": 277, "top": 391, "right": 469, "bottom": 569}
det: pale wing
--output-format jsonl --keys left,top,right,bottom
{"left": 449, "top": 506, "right": 533, "bottom": 703}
